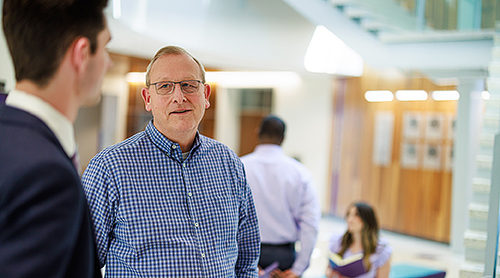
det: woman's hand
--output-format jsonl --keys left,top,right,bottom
{"left": 326, "top": 265, "right": 349, "bottom": 278}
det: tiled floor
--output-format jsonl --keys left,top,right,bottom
{"left": 302, "top": 216, "right": 463, "bottom": 278}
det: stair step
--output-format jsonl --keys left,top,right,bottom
{"left": 480, "top": 133, "right": 495, "bottom": 148}
{"left": 344, "top": 6, "right": 374, "bottom": 19}
{"left": 484, "top": 95, "right": 500, "bottom": 112}
{"left": 459, "top": 261, "right": 484, "bottom": 278}
{"left": 494, "top": 34, "right": 500, "bottom": 45}
{"left": 472, "top": 177, "right": 491, "bottom": 194}
{"left": 360, "top": 19, "right": 390, "bottom": 32}
{"left": 468, "top": 203, "right": 489, "bottom": 221}
{"left": 482, "top": 113, "right": 500, "bottom": 129}
{"left": 476, "top": 155, "right": 493, "bottom": 171}
{"left": 328, "top": 0, "right": 356, "bottom": 7}
{"left": 489, "top": 61, "right": 500, "bottom": 76}
{"left": 492, "top": 46, "right": 500, "bottom": 61}
{"left": 487, "top": 77, "right": 500, "bottom": 92}
{"left": 464, "top": 230, "right": 487, "bottom": 249}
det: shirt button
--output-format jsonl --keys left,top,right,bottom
{"left": 172, "top": 145, "right": 177, "bottom": 149}
{"left": 188, "top": 192, "right": 192, "bottom": 197}
{"left": 194, "top": 222, "right": 199, "bottom": 227}
{"left": 183, "top": 162, "right": 186, "bottom": 168}
{"left": 201, "top": 253, "right": 205, "bottom": 258}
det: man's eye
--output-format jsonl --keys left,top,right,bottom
{"left": 159, "top": 83, "right": 172, "bottom": 89}
{"left": 182, "top": 83, "right": 195, "bottom": 89}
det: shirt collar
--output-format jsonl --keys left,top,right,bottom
{"left": 254, "top": 144, "right": 283, "bottom": 154}
{"left": 145, "top": 120, "right": 202, "bottom": 161}
{"left": 6, "top": 89, "right": 76, "bottom": 157}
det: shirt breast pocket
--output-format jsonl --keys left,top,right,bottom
{"left": 206, "top": 190, "right": 240, "bottom": 249}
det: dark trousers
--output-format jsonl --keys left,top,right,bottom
{"left": 259, "top": 243, "right": 296, "bottom": 271}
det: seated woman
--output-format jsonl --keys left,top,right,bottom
{"left": 326, "top": 202, "right": 392, "bottom": 278}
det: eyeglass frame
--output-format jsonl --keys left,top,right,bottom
{"left": 147, "top": 80, "right": 204, "bottom": 95}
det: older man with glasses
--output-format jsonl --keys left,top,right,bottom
{"left": 82, "top": 46, "right": 260, "bottom": 277}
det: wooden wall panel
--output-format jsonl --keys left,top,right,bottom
{"left": 331, "top": 66, "right": 456, "bottom": 243}
{"left": 240, "top": 112, "right": 265, "bottom": 156}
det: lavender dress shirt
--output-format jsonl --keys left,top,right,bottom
{"left": 241, "top": 144, "right": 321, "bottom": 276}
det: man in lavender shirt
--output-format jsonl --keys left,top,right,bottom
{"left": 241, "top": 115, "right": 321, "bottom": 278}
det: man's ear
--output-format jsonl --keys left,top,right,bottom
{"left": 71, "top": 37, "right": 91, "bottom": 75}
{"left": 204, "top": 83, "right": 211, "bottom": 109}
{"left": 141, "top": 86, "right": 152, "bottom": 111}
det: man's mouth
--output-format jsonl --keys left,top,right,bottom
{"left": 170, "top": 109, "right": 189, "bottom": 114}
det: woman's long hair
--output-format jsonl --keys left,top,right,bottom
{"left": 337, "top": 202, "right": 379, "bottom": 271}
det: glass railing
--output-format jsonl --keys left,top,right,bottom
{"left": 328, "top": 0, "right": 498, "bottom": 35}
{"left": 392, "top": 0, "right": 497, "bottom": 31}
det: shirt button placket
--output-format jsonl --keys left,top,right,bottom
{"left": 182, "top": 160, "right": 204, "bottom": 265}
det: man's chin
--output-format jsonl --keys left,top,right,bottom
{"left": 81, "top": 91, "right": 102, "bottom": 107}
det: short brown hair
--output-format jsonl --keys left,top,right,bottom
{"left": 2, "top": 0, "right": 109, "bottom": 87}
{"left": 145, "top": 46, "right": 206, "bottom": 86}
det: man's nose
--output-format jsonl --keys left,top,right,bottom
{"left": 171, "top": 84, "right": 186, "bottom": 103}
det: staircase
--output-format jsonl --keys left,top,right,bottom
{"left": 326, "top": 0, "right": 417, "bottom": 38}
{"left": 459, "top": 34, "right": 500, "bottom": 278}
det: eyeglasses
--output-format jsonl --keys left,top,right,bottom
{"left": 148, "top": 80, "right": 203, "bottom": 95}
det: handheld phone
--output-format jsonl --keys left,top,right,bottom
{"left": 259, "top": 261, "right": 279, "bottom": 278}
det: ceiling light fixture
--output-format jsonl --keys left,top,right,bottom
{"left": 431, "top": 90, "right": 460, "bottom": 101}
{"left": 364, "top": 90, "right": 394, "bottom": 102}
{"left": 482, "top": 91, "right": 491, "bottom": 100}
{"left": 304, "top": 25, "right": 364, "bottom": 77}
{"left": 126, "top": 72, "right": 146, "bottom": 83}
{"left": 112, "top": 0, "right": 121, "bottom": 19}
{"left": 205, "top": 71, "right": 301, "bottom": 88}
{"left": 395, "top": 90, "right": 428, "bottom": 101}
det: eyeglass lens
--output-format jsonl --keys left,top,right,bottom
{"left": 155, "top": 80, "right": 201, "bottom": 95}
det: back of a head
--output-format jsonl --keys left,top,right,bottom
{"left": 259, "top": 115, "right": 286, "bottom": 144}
{"left": 2, "top": 0, "right": 108, "bottom": 87}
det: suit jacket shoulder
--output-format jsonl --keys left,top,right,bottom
{"left": 0, "top": 104, "right": 101, "bottom": 278}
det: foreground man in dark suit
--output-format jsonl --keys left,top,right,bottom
{"left": 0, "top": 0, "right": 111, "bottom": 277}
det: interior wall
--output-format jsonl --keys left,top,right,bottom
{"left": 331, "top": 65, "right": 457, "bottom": 243}
{"left": 214, "top": 73, "right": 334, "bottom": 213}
{"left": 74, "top": 104, "right": 101, "bottom": 173}
{"left": 0, "top": 14, "right": 14, "bottom": 92}
{"left": 274, "top": 73, "right": 334, "bottom": 213}
{"left": 75, "top": 53, "right": 131, "bottom": 170}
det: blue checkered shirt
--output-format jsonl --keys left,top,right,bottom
{"left": 82, "top": 121, "right": 260, "bottom": 277}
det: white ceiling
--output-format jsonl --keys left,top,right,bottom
{"left": 106, "top": 0, "right": 493, "bottom": 80}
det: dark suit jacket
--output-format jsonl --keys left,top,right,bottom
{"left": 0, "top": 104, "right": 101, "bottom": 278}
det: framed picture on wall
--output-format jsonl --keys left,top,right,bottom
{"left": 425, "top": 113, "right": 444, "bottom": 141}
{"left": 372, "top": 111, "right": 395, "bottom": 166}
{"left": 400, "top": 143, "right": 421, "bottom": 169}
{"left": 446, "top": 114, "right": 457, "bottom": 141}
{"left": 444, "top": 144, "right": 454, "bottom": 171}
{"left": 402, "top": 112, "right": 423, "bottom": 140}
{"left": 423, "top": 144, "right": 442, "bottom": 170}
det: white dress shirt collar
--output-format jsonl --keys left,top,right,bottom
{"left": 6, "top": 89, "right": 76, "bottom": 157}
{"left": 254, "top": 144, "right": 283, "bottom": 153}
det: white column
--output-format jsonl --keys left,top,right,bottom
{"left": 450, "top": 78, "right": 485, "bottom": 253}
{"left": 0, "top": 0, "right": 15, "bottom": 92}
{"left": 214, "top": 87, "right": 241, "bottom": 153}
